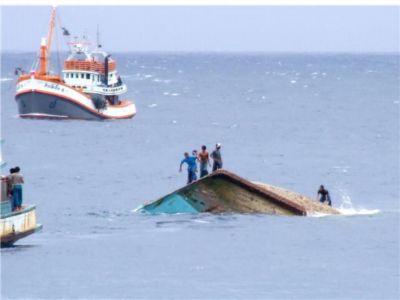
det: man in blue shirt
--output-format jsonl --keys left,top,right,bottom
{"left": 179, "top": 152, "right": 198, "bottom": 184}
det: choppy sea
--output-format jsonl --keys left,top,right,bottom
{"left": 1, "top": 53, "right": 399, "bottom": 299}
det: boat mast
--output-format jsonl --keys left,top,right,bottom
{"left": 96, "top": 24, "right": 101, "bottom": 49}
{"left": 39, "top": 7, "right": 56, "bottom": 75}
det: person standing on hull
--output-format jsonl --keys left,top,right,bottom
{"left": 317, "top": 185, "right": 332, "bottom": 206}
{"left": 9, "top": 166, "right": 24, "bottom": 210}
{"left": 192, "top": 150, "right": 199, "bottom": 174}
{"left": 198, "top": 145, "right": 211, "bottom": 178}
{"left": 179, "top": 152, "right": 198, "bottom": 184}
{"left": 211, "top": 143, "right": 223, "bottom": 172}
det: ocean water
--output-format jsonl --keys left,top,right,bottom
{"left": 1, "top": 53, "right": 399, "bottom": 299}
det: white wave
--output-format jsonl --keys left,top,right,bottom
{"left": 132, "top": 206, "right": 143, "bottom": 213}
{"left": 193, "top": 219, "right": 210, "bottom": 224}
{"left": 309, "top": 190, "right": 381, "bottom": 217}
{"left": 308, "top": 212, "right": 332, "bottom": 218}
{"left": 147, "top": 103, "right": 158, "bottom": 108}
{"left": 337, "top": 207, "right": 380, "bottom": 216}
{"left": 336, "top": 189, "right": 380, "bottom": 216}
{"left": 0, "top": 78, "right": 13, "bottom": 82}
{"left": 153, "top": 78, "right": 167, "bottom": 83}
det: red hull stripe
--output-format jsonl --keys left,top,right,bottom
{"left": 16, "top": 89, "right": 135, "bottom": 119}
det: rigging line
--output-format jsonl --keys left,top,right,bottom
{"left": 56, "top": 12, "right": 70, "bottom": 50}
{"left": 55, "top": 23, "right": 62, "bottom": 76}
{"left": 30, "top": 53, "right": 39, "bottom": 73}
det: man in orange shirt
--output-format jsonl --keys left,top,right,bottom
{"left": 198, "top": 145, "right": 211, "bottom": 178}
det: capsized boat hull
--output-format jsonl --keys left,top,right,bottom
{"left": 1, "top": 205, "right": 43, "bottom": 247}
{"left": 137, "top": 170, "right": 335, "bottom": 216}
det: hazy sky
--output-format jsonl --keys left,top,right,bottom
{"left": 1, "top": 6, "right": 398, "bottom": 52}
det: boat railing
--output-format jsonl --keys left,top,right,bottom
{"left": 64, "top": 60, "right": 116, "bottom": 73}
{"left": 86, "top": 84, "right": 127, "bottom": 95}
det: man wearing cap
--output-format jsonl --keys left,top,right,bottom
{"left": 211, "top": 143, "right": 223, "bottom": 172}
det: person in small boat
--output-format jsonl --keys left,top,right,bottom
{"left": 210, "top": 143, "right": 223, "bottom": 172}
{"left": 317, "top": 185, "right": 332, "bottom": 206}
{"left": 179, "top": 152, "right": 198, "bottom": 184}
{"left": 9, "top": 166, "right": 24, "bottom": 211}
{"left": 7, "top": 168, "right": 16, "bottom": 211}
{"left": 198, "top": 145, "right": 211, "bottom": 178}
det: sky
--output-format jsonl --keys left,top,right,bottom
{"left": 0, "top": 5, "right": 399, "bottom": 52}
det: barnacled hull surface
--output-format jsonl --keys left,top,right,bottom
{"left": 16, "top": 91, "right": 135, "bottom": 120}
{"left": 138, "top": 170, "right": 338, "bottom": 216}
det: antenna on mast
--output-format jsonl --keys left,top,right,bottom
{"left": 96, "top": 24, "right": 102, "bottom": 49}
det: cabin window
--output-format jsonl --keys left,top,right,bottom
{"left": 86, "top": 74, "right": 90, "bottom": 79}
{"left": 81, "top": 73, "right": 84, "bottom": 79}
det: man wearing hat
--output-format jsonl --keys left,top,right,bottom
{"left": 211, "top": 143, "right": 223, "bottom": 172}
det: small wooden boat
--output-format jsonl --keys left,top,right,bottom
{"left": 137, "top": 169, "right": 339, "bottom": 216}
{"left": 0, "top": 149, "right": 42, "bottom": 247}
{"left": 0, "top": 177, "right": 43, "bottom": 247}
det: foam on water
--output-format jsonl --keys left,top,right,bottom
{"left": 309, "top": 189, "right": 381, "bottom": 217}
{"left": 336, "top": 189, "right": 381, "bottom": 216}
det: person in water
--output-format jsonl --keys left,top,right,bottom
{"left": 179, "top": 152, "right": 198, "bottom": 184}
{"left": 317, "top": 185, "right": 331, "bottom": 206}
{"left": 198, "top": 145, "right": 211, "bottom": 178}
{"left": 9, "top": 166, "right": 24, "bottom": 210}
{"left": 210, "top": 143, "right": 223, "bottom": 172}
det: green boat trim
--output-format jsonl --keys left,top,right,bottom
{"left": 1, "top": 204, "right": 38, "bottom": 219}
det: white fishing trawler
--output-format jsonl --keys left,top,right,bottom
{"left": 15, "top": 8, "right": 136, "bottom": 120}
